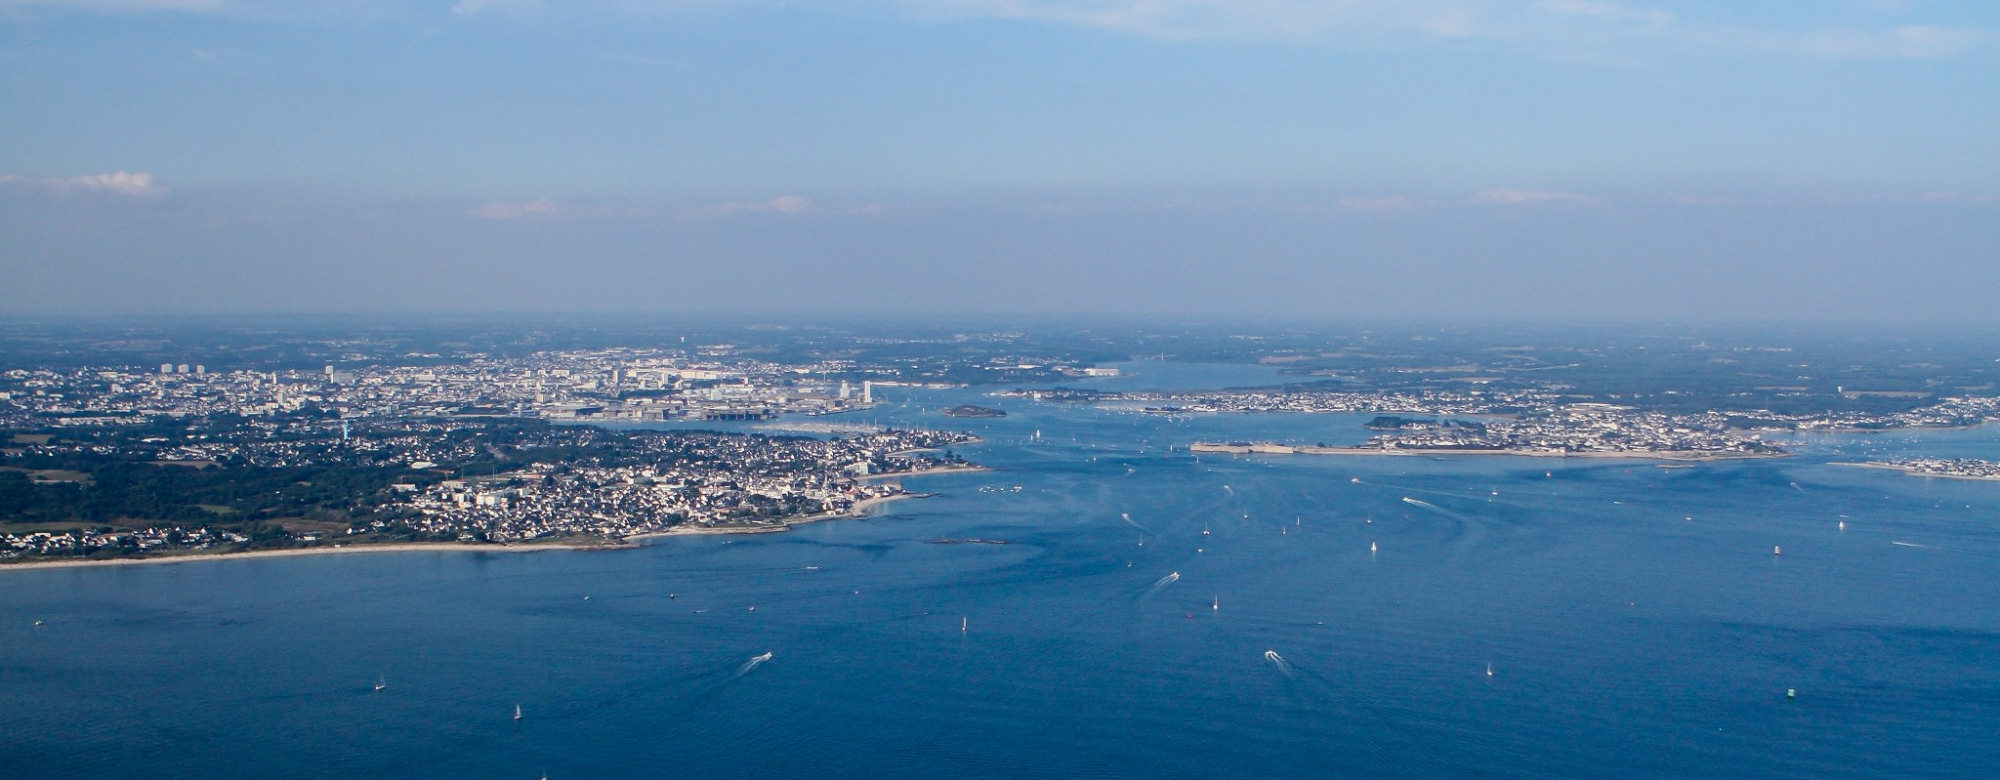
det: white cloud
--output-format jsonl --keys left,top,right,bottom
{"left": 0, "top": 0, "right": 226, "bottom": 10}
{"left": 1747, "top": 25, "right": 1995, "bottom": 60}
{"left": 681, "top": 194, "right": 814, "bottom": 219}
{"left": 1331, "top": 195, "right": 1419, "bottom": 211}
{"left": 0, "top": 170, "right": 169, "bottom": 197}
{"left": 904, "top": 0, "right": 1485, "bottom": 42}
{"left": 1465, "top": 188, "right": 1596, "bottom": 205}
{"left": 469, "top": 197, "right": 560, "bottom": 219}
{"left": 1669, "top": 194, "right": 1738, "bottom": 206}
{"left": 1906, "top": 192, "right": 1997, "bottom": 204}
{"left": 1530, "top": 0, "right": 1670, "bottom": 28}
{"left": 451, "top": 0, "right": 539, "bottom": 17}
{"left": 891, "top": 1, "right": 1992, "bottom": 60}
{"left": 7, "top": 0, "right": 1987, "bottom": 61}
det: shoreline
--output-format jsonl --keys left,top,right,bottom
{"left": 885, "top": 435, "right": 986, "bottom": 458}
{"left": 627, "top": 490, "right": 929, "bottom": 540}
{"left": 2, "top": 489, "right": 947, "bottom": 571}
{"left": 860, "top": 463, "right": 992, "bottom": 481}
{"left": 1829, "top": 462, "right": 2000, "bottom": 481}
{"left": 0, "top": 538, "right": 610, "bottom": 572}
{"left": 1189, "top": 442, "right": 1786, "bottom": 462}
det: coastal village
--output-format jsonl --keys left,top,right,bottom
{"left": 1192, "top": 405, "right": 1786, "bottom": 459}
{"left": 0, "top": 349, "right": 898, "bottom": 428}
{"left": 0, "top": 348, "right": 983, "bottom": 562}
{"left": 1040, "top": 387, "right": 2000, "bottom": 458}
{"left": 1, "top": 424, "right": 975, "bottom": 560}
{"left": 1854, "top": 458, "right": 2000, "bottom": 481}
{"left": 10, "top": 339, "right": 2000, "bottom": 562}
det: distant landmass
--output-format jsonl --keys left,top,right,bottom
{"left": 943, "top": 405, "right": 1007, "bottom": 418}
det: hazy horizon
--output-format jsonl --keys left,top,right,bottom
{"left": 5, "top": 1, "right": 1996, "bottom": 320}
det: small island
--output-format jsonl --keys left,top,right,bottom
{"left": 1835, "top": 458, "right": 2000, "bottom": 481}
{"left": 942, "top": 405, "right": 1007, "bottom": 418}
{"left": 1190, "top": 442, "right": 1778, "bottom": 461}
{"left": 1190, "top": 405, "right": 1787, "bottom": 461}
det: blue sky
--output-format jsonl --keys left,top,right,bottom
{"left": 3, "top": 1, "right": 1996, "bottom": 319}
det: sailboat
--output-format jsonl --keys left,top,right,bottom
{"left": 1486, "top": 662, "right": 1494, "bottom": 678}
{"left": 513, "top": 704, "right": 523, "bottom": 721}
{"left": 961, "top": 616, "right": 968, "bottom": 632}
{"left": 1212, "top": 596, "right": 1219, "bottom": 611}
{"left": 374, "top": 675, "right": 386, "bottom": 691}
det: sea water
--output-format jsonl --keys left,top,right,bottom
{"left": 5, "top": 377, "right": 2000, "bottom": 778}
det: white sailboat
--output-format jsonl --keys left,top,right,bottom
{"left": 374, "top": 675, "right": 386, "bottom": 691}
{"left": 513, "top": 704, "right": 523, "bottom": 721}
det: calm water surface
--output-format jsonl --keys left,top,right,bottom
{"left": 5, "top": 374, "right": 2000, "bottom": 778}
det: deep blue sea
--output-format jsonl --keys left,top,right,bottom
{"left": 7, "top": 363, "right": 2000, "bottom": 778}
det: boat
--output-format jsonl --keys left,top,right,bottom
{"left": 961, "top": 617, "right": 967, "bottom": 632}
{"left": 1486, "top": 662, "right": 1493, "bottom": 678}
{"left": 513, "top": 704, "right": 523, "bottom": 721}
{"left": 1370, "top": 541, "right": 1378, "bottom": 553}
{"left": 1212, "top": 596, "right": 1219, "bottom": 611}
{"left": 374, "top": 675, "right": 386, "bottom": 691}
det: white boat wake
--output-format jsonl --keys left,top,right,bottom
{"left": 1264, "top": 650, "right": 1295, "bottom": 678}
{"left": 736, "top": 651, "right": 774, "bottom": 677}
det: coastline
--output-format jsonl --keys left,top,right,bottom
{"left": 2, "top": 488, "right": 948, "bottom": 571}
{"left": 627, "top": 490, "right": 928, "bottom": 540}
{"left": 885, "top": 435, "right": 986, "bottom": 458}
{"left": 860, "top": 463, "right": 992, "bottom": 481}
{"left": 0, "top": 538, "right": 609, "bottom": 572}
{"left": 1190, "top": 442, "right": 1785, "bottom": 462}
{"left": 1829, "top": 462, "right": 2000, "bottom": 481}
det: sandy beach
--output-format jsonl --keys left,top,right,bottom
{"left": 0, "top": 538, "right": 612, "bottom": 572}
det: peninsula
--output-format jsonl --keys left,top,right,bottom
{"left": 1193, "top": 404, "right": 1786, "bottom": 460}
{"left": 1833, "top": 458, "right": 2000, "bottom": 481}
